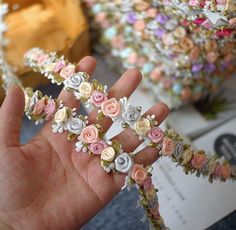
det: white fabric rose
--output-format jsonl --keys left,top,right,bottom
{"left": 122, "top": 105, "right": 141, "bottom": 125}
{"left": 67, "top": 117, "right": 86, "bottom": 135}
{"left": 64, "top": 72, "right": 87, "bottom": 91}
{"left": 114, "top": 153, "right": 133, "bottom": 173}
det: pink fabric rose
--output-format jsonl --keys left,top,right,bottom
{"left": 191, "top": 154, "right": 206, "bottom": 169}
{"left": 90, "top": 91, "right": 108, "bottom": 107}
{"left": 214, "top": 163, "right": 222, "bottom": 178}
{"left": 79, "top": 125, "right": 99, "bottom": 144}
{"left": 60, "top": 64, "right": 75, "bottom": 79}
{"left": 142, "top": 176, "right": 154, "bottom": 190}
{"left": 44, "top": 100, "right": 56, "bottom": 121}
{"left": 161, "top": 138, "right": 175, "bottom": 156}
{"left": 148, "top": 127, "right": 164, "bottom": 144}
{"left": 101, "top": 98, "right": 121, "bottom": 118}
{"left": 37, "top": 54, "right": 49, "bottom": 66}
{"left": 189, "top": 0, "right": 200, "bottom": 6}
{"left": 33, "top": 98, "right": 46, "bottom": 115}
{"left": 54, "top": 60, "right": 67, "bottom": 73}
{"left": 88, "top": 141, "right": 108, "bottom": 155}
{"left": 131, "top": 164, "right": 148, "bottom": 185}
{"left": 221, "top": 164, "right": 232, "bottom": 180}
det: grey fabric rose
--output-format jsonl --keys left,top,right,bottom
{"left": 67, "top": 117, "right": 85, "bottom": 135}
{"left": 122, "top": 105, "right": 141, "bottom": 125}
{"left": 28, "top": 92, "right": 40, "bottom": 114}
{"left": 173, "top": 141, "right": 184, "bottom": 160}
{"left": 147, "top": 197, "right": 158, "bottom": 208}
{"left": 64, "top": 72, "right": 87, "bottom": 91}
{"left": 114, "top": 152, "right": 133, "bottom": 173}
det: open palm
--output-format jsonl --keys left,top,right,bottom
{"left": 0, "top": 57, "right": 169, "bottom": 230}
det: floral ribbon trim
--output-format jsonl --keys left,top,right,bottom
{"left": 24, "top": 86, "right": 236, "bottom": 183}
{"left": 24, "top": 48, "right": 108, "bottom": 103}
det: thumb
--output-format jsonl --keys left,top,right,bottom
{"left": 0, "top": 85, "right": 25, "bottom": 147}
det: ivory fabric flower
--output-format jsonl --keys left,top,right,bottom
{"left": 133, "top": 118, "right": 151, "bottom": 136}
{"left": 32, "top": 98, "right": 46, "bottom": 115}
{"left": 101, "top": 98, "right": 121, "bottom": 118}
{"left": 78, "top": 82, "right": 94, "bottom": 99}
{"left": 145, "top": 187, "right": 156, "bottom": 201}
{"left": 64, "top": 72, "right": 87, "bottom": 91}
{"left": 101, "top": 147, "right": 116, "bottom": 162}
{"left": 90, "top": 90, "right": 108, "bottom": 107}
{"left": 60, "top": 64, "right": 76, "bottom": 79}
{"left": 148, "top": 127, "right": 163, "bottom": 143}
{"left": 44, "top": 100, "right": 56, "bottom": 121}
{"left": 54, "top": 107, "right": 68, "bottom": 123}
{"left": 182, "top": 149, "right": 193, "bottom": 164}
{"left": 79, "top": 125, "right": 99, "bottom": 144}
{"left": 131, "top": 164, "right": 147, "bottom": 185}
{"left": 122, "top": 105, "right": 141, "bottom": 125}
{"left": 114, "top": 152, "right": 133, "bottom": 173}
{"left": 88, "top": 141, "right": 108, "bottom": 155}
{"left": 161, "top": 138, "right": 175, "bottom": 156}
{"left": 67, "top": 117, "right": 86, "bottom": 135}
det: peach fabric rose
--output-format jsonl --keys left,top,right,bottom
{"left": 79, "top": 125, "right": 99, "bottom": 144}
{"left": 33, "top": 98, "right": 47, "bottom": 115}
{"left": 101, "top": 98, "right": 121, "bottom": 118}
{"left": 221, "top": 164, "right": 232, "bottom": 180}
{"left": 131, "top": 164, "right": 147, "bottom": 185}
{"left": 191, "top": 154, "right": 206, "bottom": 169}
{"left": 206, "top": 52, "right": 219, "bottom": 63}
{"left": 161, "top": 138, "right": 175, "bottom": 156}
{"left": 150, "top": 68, "right": 162, "bottom": 81}
{"left": 134, "top": 20, "right": 145, "bottom": 31}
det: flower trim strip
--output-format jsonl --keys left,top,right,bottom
{"left": 23, "top": 87, "right": 89, "bottom": 141}
{"left": 23, "top": 87, "right": 167, "bottom": 230}
{"left": 160, "top": 129, "right": 236, "bottom": 182}
{"left": 24, "top": 48, "right": 108, "bottom": 103}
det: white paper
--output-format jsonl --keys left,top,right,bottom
{"left": 152, "top": 118, "right": 236, "bottom": 230}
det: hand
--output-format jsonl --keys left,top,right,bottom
{"left": 0, "top": 57, "right": 169, "bottom": 230}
